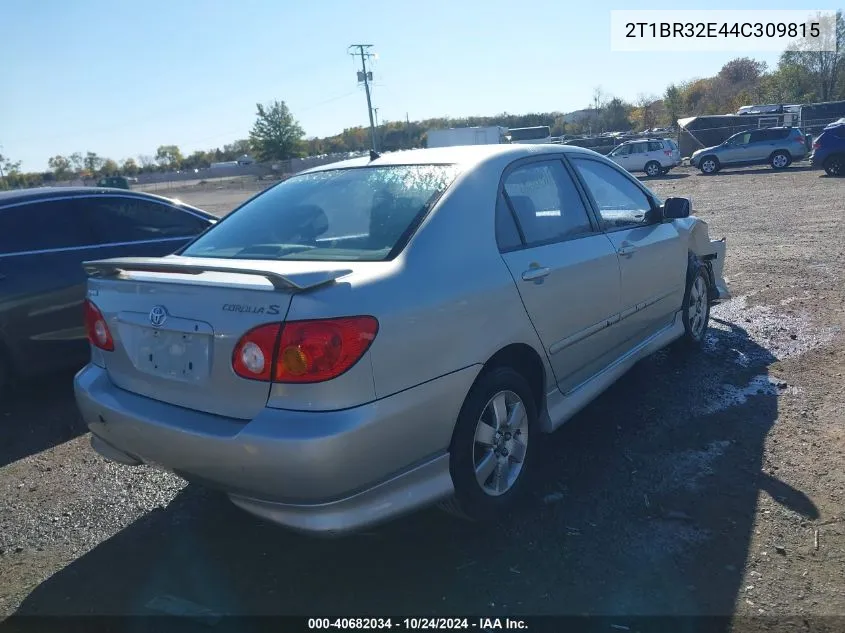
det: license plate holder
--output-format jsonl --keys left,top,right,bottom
{"left": 133, "top": 327, "right": 211, "bottom": 382}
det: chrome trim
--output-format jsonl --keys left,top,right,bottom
{"left": 0, "top": 236, "right": 191, "bottom": 258}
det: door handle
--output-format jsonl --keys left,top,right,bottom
{"left": 521, "top": 267, "right": 551, "bottom": 281}
{"left": 617, "top": 245, "right": 638, "bottom": 256}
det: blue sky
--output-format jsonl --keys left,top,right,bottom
{"left": 0, "top": 0, "right": 826, "bottom": 171}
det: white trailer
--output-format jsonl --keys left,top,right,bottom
{"left": 426, "top": 126, "right": 508, "bottom": 148}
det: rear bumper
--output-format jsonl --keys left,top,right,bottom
{"left": 810, "top": 151, "right": 830, "bottom": 167}
{"left": 74, "top": 363, "right": 480, "bottom": 535}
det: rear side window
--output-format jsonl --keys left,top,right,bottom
{"left": 647, "top": 141, "right": 663, "bottom": 151}
{"left": 502, "top": 160, "right": 593, "bottom": 247}
{"left": 182, "top": 165, "right": 460, "bottom": 262}
{"left": 81, "top": 197, "right": 209, "bottom": 243}
{"left": 495, "top": 192, "right": 522, "bottom": 251}
{"left": 0, "top": 200, "right": 97, "bottom": 254}
{"left": 761, "top": 129, "right": 788, "bottom": 141}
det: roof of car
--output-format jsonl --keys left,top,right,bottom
{"left": 300, "top": 143, "right": 601, "bottom": 175}
{"left": 0, "top": 186, "right": 213, "bottom": 217}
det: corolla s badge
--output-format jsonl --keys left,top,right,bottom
{"left": 149, "top": 305, "right": 168, "bottom": 328}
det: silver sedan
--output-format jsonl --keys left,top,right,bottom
{"left": 74, "top": 144, "right": 730, "bottom": 535}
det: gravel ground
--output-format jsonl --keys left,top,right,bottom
{"left": 1, "top": 163, "right": 844, "bottom": 629}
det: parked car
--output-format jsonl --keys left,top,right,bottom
{"left": 0, "top": 187, "right": 216, "bottom": 391}
{"left": 74, "top": 145, "right": 730, "bottom": 536}
{"left": 607, "top": 138, "right": 681, "bottom": 177}
{"left": 97, "top": 175, "right": 130, "bottom": 189}
{"left": 690, "top": 127, "right": 807, "bottom": 174}
{"left": 810, "top": 121, "right": 845, "bottom": 177}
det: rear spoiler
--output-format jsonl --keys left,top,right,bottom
{"left": 82, "top": 257, "right": 352, "bottom": 292}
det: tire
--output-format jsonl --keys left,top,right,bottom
{"left": 770, "top": 151, "right": 791, "bottom": 169}
{"left": 439, "top": 366, "right": 538, "bottom": 522}
{"left": 677, "top": 260, "right": 711, "bottom": 349}
{"left": 644, "top": 161, "right": 662, "bottom": 177}
{"left": 824, "top": 154, "right": 844, "bottom": 177}
{"left": 699, "top": 156, "right": 719, "bottom": 174}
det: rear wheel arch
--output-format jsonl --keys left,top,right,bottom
{"left": 480, "top": 343, "right": 547, "bottom": 416}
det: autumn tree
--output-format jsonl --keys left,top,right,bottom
{"left": 600, "top": 97, "right": 632, "bottom": 131}
{"left": 634, "top": 94, "right": 659, "bottom": 131}
{"left": 83, "top": 152, "right": 103, "bottom": 176}
{"left": 249, "top": 100, "right": 305, "bottom": 162}
{"left": 69, "top": 152, "right": 84, "bottom": 174}
{"left": 663, "top": 84, "right": 684, "bottom": 125}
{"left": 48, "top": 155, "right": 73, "bottom": 180}
{"left": 101, "top": 158, "right": 119, "bottom": 176}
{"left": 780, "top": 11, "right": 845, "bottom": 101}
{"left": 120, "top": 158, "right": 139, "bottom": 176}
{"left": 155, "top": 145, "right": 183, "bottom": 170}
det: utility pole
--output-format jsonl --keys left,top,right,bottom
{"left": 373, "top": 107, "right": 380, "bottom": 150}
{"left": 349, "top": 44, "right": 378, "bottom": 153}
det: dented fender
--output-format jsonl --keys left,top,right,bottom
{"left": 675, "top": 217, "right": 731, "bottom": 303}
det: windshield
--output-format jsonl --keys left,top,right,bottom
{"left": 181, "top": 164, "right": 460, "bottom": 262}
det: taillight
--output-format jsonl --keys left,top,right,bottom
{"left": 813, "top": 141, "right": 821, "bottom": 150}
{"left": 84, "top": 299, "right": 114, "bottom": 351}
{"left": 231, "top": 317, "right": 378, "bottom": 383}
{"left": 232, "top": 323, "right": 282, "bottom": 381}
{"left": 795, "top": 135, "right": 804, "bottom": 144}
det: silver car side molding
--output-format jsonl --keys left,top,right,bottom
{"left": 548, "top": 286, "right": 682, "bottom": 356}
{"left": 540, "top": 312, "right": 685, "bottom": 433}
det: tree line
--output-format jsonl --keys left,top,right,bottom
{"left": 2, "top": 11, "right": 842, "bottom": 190}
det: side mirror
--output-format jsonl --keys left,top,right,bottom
{"left": 662, "top": 197, "right": 691, "bottom": 219}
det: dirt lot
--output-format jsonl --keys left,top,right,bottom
{"left": 1, "top": 164, "right": 844, "bottom": 630}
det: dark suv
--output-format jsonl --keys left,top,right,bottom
{"left": 0, "top": 187, "right": 216, "bottom": 390}
{"left": 810, "top": 121, "right": 845, "bottom": 177}
{"left": 690, "top": 127, "right": 807, "bottom": 174}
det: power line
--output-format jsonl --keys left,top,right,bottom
{"left": 348, "top": 44, "right": 378, "bottom": 153}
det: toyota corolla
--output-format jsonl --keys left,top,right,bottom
{"left": 74, "top": 144, "right": 730, "bottom": 535}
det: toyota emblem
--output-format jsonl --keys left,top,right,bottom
{"left": 149, "top": 305, "right": 168, "bottom": 328}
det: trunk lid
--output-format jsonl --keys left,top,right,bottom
{"left": 83, "top": 256, "right": 353, "bottom": 420}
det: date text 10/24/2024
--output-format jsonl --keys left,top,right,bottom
{"left": 308, "top": 618, "right": 528, "bottom": 630}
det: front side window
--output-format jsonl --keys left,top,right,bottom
{"left": 610, "top": 144, "right": 630, "bottom": 157}
{"left": 181, "top": 165, "right": 460, "bottom": 261}
{"left": 570, "top": 158, "right": 653, "bottom": 230}
{"left": 502, "top": 160, "right": 593, "bottom": 247}
{"left": 0, "top": 200, "right": 97, "bottom": 254}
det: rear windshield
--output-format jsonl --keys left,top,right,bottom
{"left": 181, "top": 164, "right": 460, "bottom": 261}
